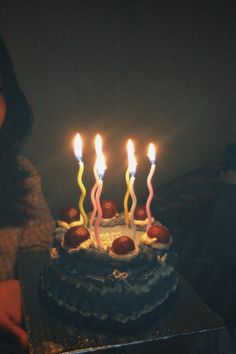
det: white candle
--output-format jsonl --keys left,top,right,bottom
{"left": 127, "top": 139, "right": 137, "bottom": 243}
{"left": 146, "top": 143, "right": 156, "bottom": 232}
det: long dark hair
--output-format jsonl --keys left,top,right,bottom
{"left": 0, "top": 36, "right": 34, "bottom": 227}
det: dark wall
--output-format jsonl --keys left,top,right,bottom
{"left": 0, "top": 1, "right": 234, "bottom": 216}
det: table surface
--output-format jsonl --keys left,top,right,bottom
{"left": 17, "top": 250, "right": 227, "bottom": 354}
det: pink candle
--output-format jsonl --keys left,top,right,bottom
{"left": 127, "top": 140, "right": 137, "bottom": 242}
{"left": 93, "top": 137, "right": 106, "bottom": 248}
{"left": 146, "top": 143, "right": 156, "bottom": 232}
{"left": 89, "top": 163, "right": 99, "bottom": 226}
{"left": 94, "top": 178, "right": 103, "bottom": 248}
{"left": 90, "top": 135, "right": 102, "bottom": 226}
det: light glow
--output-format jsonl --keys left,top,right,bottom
{"left": 97, "top": 152, "right": 106, "bottom": 179}
{"left": 73, "top": 133, "right": 82, "bottom": 161}
{"left": 95, "top": 134, "right": 102, "bottom": 156}
{"left": 127, "top": 139, "right": 136, "bottom": 176}
{"left": 95, "top": 134, "right": 106, "bottom": 179}
{"left": 147, "top": 143, "right": 155, "bottom": 164}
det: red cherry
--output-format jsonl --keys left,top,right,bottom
{"left": 147, "top": 225, "right": 170, "bottom": 244}
{"left": 111, "top": 236, "right": 135, "bottom": 255}
{"left": 59, "top": 207, "right": 80, "bottom": 223}
{"left": 101, "top": 200, "right": 118, "bottom": 219}
{"left": 64, "top": 226, "right": 90, "bottom": 247}
{"left": 134, "top": 205, "right": 148, "bottom": 221}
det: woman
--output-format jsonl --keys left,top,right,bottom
{"left": 0, "top": 36, "right": 55, "bottom": 351}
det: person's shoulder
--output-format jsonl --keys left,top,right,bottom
{"left": 17, "top": 155, "right": 39, "bottom": 178}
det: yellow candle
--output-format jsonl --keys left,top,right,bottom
{"left": 124, "top": 168, "right": 130, "bottom": 225}
{"left": 73, "top": 133, "right": 88, "bottom": 227}
{"left": 146, "top": 143, "right": 156, "bottom": 232}
{"left": 77, "top": 160, "right": 88, "bottom": 226}
{"left": 129, "top": 175, "right": 137, "bottom": 241}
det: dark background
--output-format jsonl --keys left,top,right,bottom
{"left": 0, "top": 1, "right": 234, "bottom": 217}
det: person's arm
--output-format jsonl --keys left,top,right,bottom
{"left": 0, "top": 279, "right": 28, "bottom": 349}
{"left": 0, "top": 157, "right": 55, "bottom": 349}
{"left": 18, "top": 157, "right": 55, "bottom": 250}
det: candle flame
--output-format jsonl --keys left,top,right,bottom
{"left": 97, "top": 153, "right": 106, "bottom": 179}
{"left": 148, "top": 143, "right": 155, "bottom": 164}
{"left": 74, "top": 133, "right": 82, "bottom": 161}
{"left": 127, "top": 139, "right": 136, "bottom": 176}
{"left": 95, "top": 134, "right": 106, "bottom": 179}
{"left": 95, "top": 134, "right": 102, "bottom": 155}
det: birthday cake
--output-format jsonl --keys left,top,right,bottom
{"left": 41, "top": 201, "right": 178, "bottom": 324}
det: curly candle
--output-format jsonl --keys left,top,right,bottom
{"left": 90, "top": 135, "right": 102, "bottom": 226}
{"left": 90, "top": 162, "right": 99, "bottom": 226}
{"left": 73, "top": 133, "right": 88, "bottom": 227}
{"left": 127, "top": 139, "right": 137, "bottom": 242}
{"left": 146, "top": 143, "right": 156, "bottom": 232}
{"left": 124, "top": 168, "right": 130, "bottom": 225}
{"left": 94, "top": 177, "right": 103, "bottom": 248}
{"left": 94, "top": 149, "right": 106, "bottom": 248}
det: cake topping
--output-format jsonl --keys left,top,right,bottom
{"left": 112, "top": 269, "right": 128, "bottom": 280}
{"left": 64, "top": 226, "right": 90, "bottom": 247}
{"left": 147, "top": 225, "right": 170, "bottom": 244}
{"left": 157, "top": 253, "right": 168, "bottom": 264}
{"left": 134, "top": 205, "right": 148, "bottom": 221}
{"left": 133, "top": 205, "right": 155, "bottom": 229}
{"left": 111, "top": 236, "right": 135, "bottom": 255}
{"left": 101, "top": 200, "right": 118, "bottom": 219}
{"left": 59, "top": 207, "right": 80, "bottom": 223}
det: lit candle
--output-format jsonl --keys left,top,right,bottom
{"left": 146, "top": 143, "right": 156, "bottom": 232}
{"left": 124, "top": 153, "right": 130, "bottom": 225}
{"left": 94, "top": 144, "right": 106, "bottom": 248}
{"left": 89, "top": 162, "right": 99, "bottom": 226}
{"left": 73, "top": 133, "right": 88, "bottom": 227}
{"left": 89, "top": 135, "right": 102, "bottom": 226}
{"left": 127, "top": 139, "right": 137, "bottom": 242}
